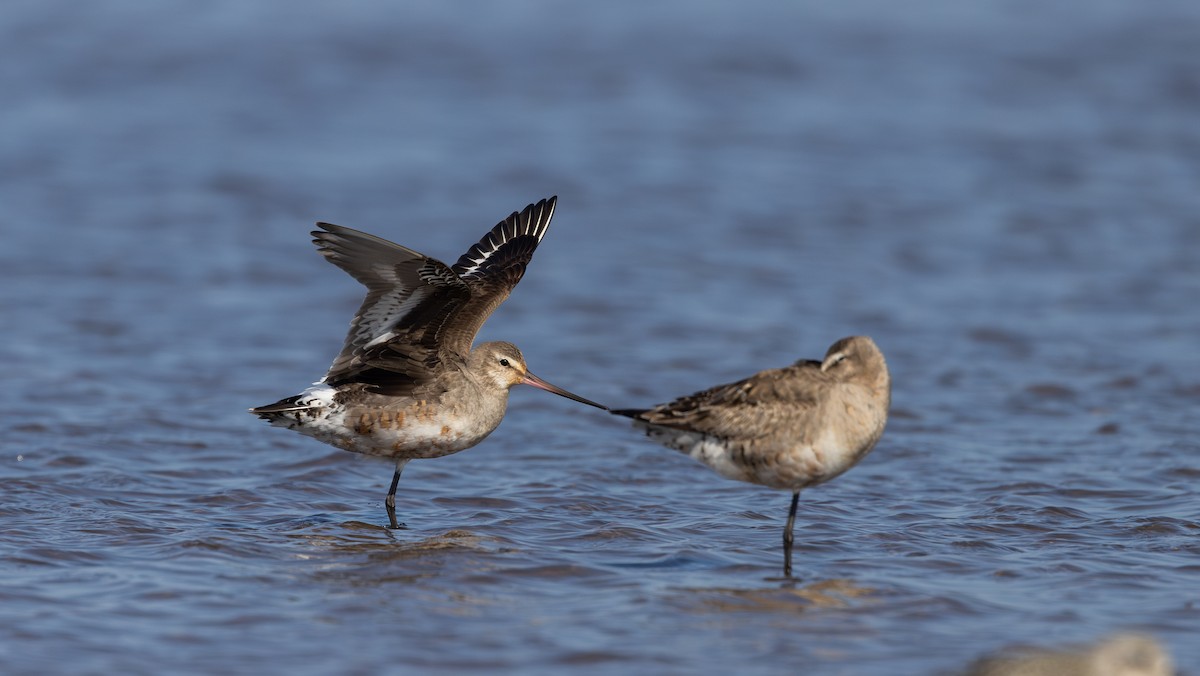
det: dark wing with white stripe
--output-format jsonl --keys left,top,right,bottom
{"left": 437, "top": 196, "right": 557, "bottom": 355}
{"left": 310, "top": 196, "right": 556, "bottom": 394}
{"left": 312, "top": 223, "right": 472, "bottom": 393}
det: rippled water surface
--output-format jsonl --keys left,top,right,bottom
{"left": 3, "top": 1, "right": 1199, "bottom": 674}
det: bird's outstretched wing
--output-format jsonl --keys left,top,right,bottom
{"left": 311, "top": 197, "right": 556, "bottom": 394}
{"left": 439, "top": 196, "right": 556, "bottom": 355}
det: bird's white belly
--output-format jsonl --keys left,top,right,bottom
{"left": 322, "top": 411, "right": 482, "bottom": 458}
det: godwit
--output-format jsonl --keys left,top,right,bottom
{"left": 613, "top": 336, "right": 890, "bottom": 577}
{"left": 252, "top": 197, "right": 606, "bottom": 528}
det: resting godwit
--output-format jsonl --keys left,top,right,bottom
{"left": 252, "top": 197, "right": 606, "bottom": 528}
{"left": 613, "top": 336, "right": 890, "bottom": 577}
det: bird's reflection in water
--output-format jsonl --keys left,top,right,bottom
{"left": 681, "top": 578, "right": 875, "bottom": 614}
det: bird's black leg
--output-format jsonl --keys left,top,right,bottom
{"left": 385, "top": 459, "right": 407, "bottom": 529}
{"left": 783, "top": 491, "right": 800, "bottom": 577}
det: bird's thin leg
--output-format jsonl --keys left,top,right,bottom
{"left": 783, "top": 491, "right": 800, "bottom": 577}
{"left": 385, "top": 459, "right": 408, "bottom": 529}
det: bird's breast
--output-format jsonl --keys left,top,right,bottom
{"left": 341, "top": 399, "right": 500, "bottom": 458}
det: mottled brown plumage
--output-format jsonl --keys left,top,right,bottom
{"left": 614, "top": 335, "right": 890, "bottom": 577}
{"left": 251, "top": 197, "right": 606, "bottom": 528}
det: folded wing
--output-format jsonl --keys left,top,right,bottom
{"left": 614, "top": 362, "right": 829, "bottom": 443}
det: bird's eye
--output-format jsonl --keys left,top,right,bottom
{"left": 499, "top": 358, "right": 510, "bottom": 367}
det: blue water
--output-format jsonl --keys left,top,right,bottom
{"left": 3, "top": 1, "right": 1199, "bottom": 673}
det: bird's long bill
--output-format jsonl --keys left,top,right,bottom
{"left": 522, "top": 371, "right": 608, "bottom": 410}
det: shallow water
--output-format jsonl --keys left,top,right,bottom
{"left": 3, "top": 1, "right": 1199, "bottom": 674}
